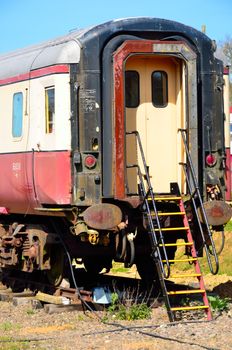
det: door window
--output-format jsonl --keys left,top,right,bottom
{"left": 125, "top": 70, "right": 140, "bottom": 108}
{"left": 151, "top": 71, "right": 168, "bottom": 107}
{"left": 12, "top": 92, "right": 23, "bottom": 138}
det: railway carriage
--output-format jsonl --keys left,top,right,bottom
{"left": 0, "top": 18, "right": 231, "bottom": 297}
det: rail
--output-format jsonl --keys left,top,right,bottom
{"left": 178, "top": 129, "right": 219, "bottom": 275}
{"left": 126, "top": 130, "right": 171, "bottom": 279}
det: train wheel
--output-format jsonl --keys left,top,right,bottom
{"left": 46, "top": 245, "right": 64, "bottom": 287}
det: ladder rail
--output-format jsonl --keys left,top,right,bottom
{"left": 182, "top": 164, "right": 219, "bottom": 274}
{"left": 179, "top": 129, "right": 219, "bottom": 275}
{"left": 126, "top": 130, "right": 212, "bottom": 321}
{"left": 126, "top": 165, "right": 174, "bottom": 320}
{"left": 127, "top": 163, "right": 171, "bottom": 278}
{"left": 126, "top": 130, "right": 171, "bottom": 278}
{"left": 178, "top": 199, "right": 212, "bottom": 320}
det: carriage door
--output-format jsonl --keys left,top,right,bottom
{"left": 125, "top": 55, "right": 185, "bottom": 194}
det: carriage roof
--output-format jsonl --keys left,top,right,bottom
{"left": 0, "top": 17, "right": 213, "bottom": 80}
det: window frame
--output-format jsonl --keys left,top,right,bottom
{"left": 12, "top": 92, "right": 23, "bottom": 139}
{"left": 125, "top": 70, "right": 140, "bottom": 108}
{"left": 45, "top": 86, "right": 55, "bottom": 134}
{"left": 151, "top": 70, "right": 168, "bottom": 108}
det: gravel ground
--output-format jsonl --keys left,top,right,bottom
{"left": 0, "top": 275, "right": 231, "bottom": 350}
{"left": 0, "top": 300, "right": 230, "bottom": 350}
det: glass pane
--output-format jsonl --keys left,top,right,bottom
{"left": 125, "top": 71, "right": 139, "bottom": 108}
{"left": 12, "top": 92, "right": 23, "bottom": 137}
{"left": 45, "top": 87, "right": 55, "bottom": 133}
{"left": 152, "top": 71, "right": 168, "bottom": 107}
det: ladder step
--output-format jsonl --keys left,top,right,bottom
{"left": 154, "top": 227, "right": 189, "bottom": 232}
{"left": 170, "top": 305, "right": 209, "bottom": 311}
{"left": 157, "top": 212, "right": 185, "bottom": 216}
{"left": 162, "top": 258, "right": 198, "bottom": 262}
{"left": 152, "top": 196, "right": 182, "bottom": 201}
{"left": 159, "top": 242, "right": 193, "bottom": 247}
{"left": 168, "top": 289, "right": 205, "bottom": 295}
{"left": 170, "top": 273, "right": 202, "bottom": 278}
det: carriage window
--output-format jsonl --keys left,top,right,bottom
{"left": 152, "top": 71, "right": 168, "bottom": 107}
{"left": 125, "top": 71, "right": 139, "bottom": 108}
{"left": 45, "top": 87, "right": 55, "bottom": 133}
{"left": 12, "top": 92, "right": 23, "bottom": 138}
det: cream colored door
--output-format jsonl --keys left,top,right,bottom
{"left": 125, "top": 55, "right": 184, "bottom": 194}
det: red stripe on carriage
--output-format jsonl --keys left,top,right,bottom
{"left": 0, "top": 64, "right": 69, "bottom": 86}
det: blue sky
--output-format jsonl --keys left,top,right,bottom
{"left": 0, "top": 0, "right": 231, "bottom": 54}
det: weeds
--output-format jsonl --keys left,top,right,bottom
{"left": 0, "top": 322, "right": 15, "bottom": 332}
{"left": 225, "top": 221, "right": 232, "bottom": 232}
{"left": 0, "top": 338, "right": 29, "bottom": 350}
{"left": 108, "top": 292, "right": 152, "bottom": 320}
{"left": 111, "top": 262, "right": 130, "bottom": 274}
{"left": 208, "top": 295, "right": 230, "bottom": 313}
{"left": 0, "top": 322, "right": 21, "bottom": 332}
{"left": 105, "top": 284, "right": 155, "bottom": 321}
{"left": 179, "top": 297, "right": 190, "bottom": 306}
{"left": 26, "top": 309, "right": 35, "bottom": 315}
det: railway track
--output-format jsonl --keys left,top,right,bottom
{"left": 0, "top": 267, "right": 163, "bottom": 313}
{"left": 1, "top": 265, "right": 210, "bottom": 322}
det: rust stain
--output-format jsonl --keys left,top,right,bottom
{"left": 210, "top": 206, "right": 224, "bottom": 217}
{"left": 113, "top": 40, "right": 161, "bottom": 199}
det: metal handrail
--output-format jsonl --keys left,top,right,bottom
{"left": 178, "top": 129, "right": 219, "bottom": 275}
{"left": 126, "top": 130, "right": 171, "bottom": 278}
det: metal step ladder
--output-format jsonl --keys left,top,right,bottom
{"left": 178, "top": 129, "right": 219, "bottom": 275}
{"left": 126, "top": 130, "right": 214, "bottom": 322}
{"left": 150, "top": 193, "right": 212, "bottom": 321}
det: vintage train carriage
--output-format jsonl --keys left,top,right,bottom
{"left": 0, "top": 18, "right": 230, "bottom": 288}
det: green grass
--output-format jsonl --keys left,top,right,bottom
{"left": 170, "top": 226, "right": 232, "bottom": 276}
{"left": 26, "top": 309, "right": 35, "bottom": 315}
{"left": 0, "top": 337, "right": 29, "bottom": 350}
{"left": 0, "top": 322, "right": 16, "bottom": 332}
{"left": 208, "top": 295, "right": 230, "bottom": 312}
{"left": 111, "top": 262, "right": 130, "bottom": 274}
{"left": 106, "top": 292, "right": 152, "bottom": 321}
{"left": 225, "top": 221, "right": 232, "bottom": 232}
{"left": 201, "top": 228, "right": 232, "bottom": 275}
{"left": 0, "top": 337, "right": 51, "bottom": 350}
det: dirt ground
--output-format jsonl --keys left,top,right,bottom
{"left": 0, "top": 274, "right": 231, "bottom": 350}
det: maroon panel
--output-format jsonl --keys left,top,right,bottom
{"left": 34, "top": 151, "right": 71, "bottom": 205}
{"left": 0, "top": 151, "right": 71, "bottom": 214}
{"left": 0, "top": 153, "right": 37, "bottom": 214}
